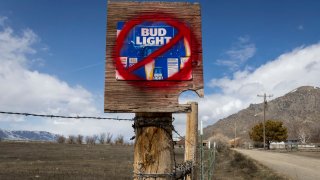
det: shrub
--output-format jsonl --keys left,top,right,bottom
{"left": 114, "top": 135, "right": 124, "bottom": 145}
{"left": 67, "top": 135, "right": 77, "bottom": 144}
{"left": 85, "top": 136, "right": 96, "bottom": 145}
{"left": 207, "top": 133, "right": 230, "bottom": 153}
{"left": 98, "top": 133, "right": 106, "bottom": 144}
{"left": 231, "top": 152, "right": 257, "bottom": 174}
{"left": 106, "top": 133, "right": 113, "bottom": 144}
{"left": 56, "top": 135, "right": 66, "bottom": 144}
{"left": 76, "top": 135, "right": 83, "bottom": 144}
{"left": 92, "top": 135, "right": 98, "bottom": 144}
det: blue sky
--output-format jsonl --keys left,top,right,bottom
{"left": 1, "top": 0, "right": 320, "bottom": 139}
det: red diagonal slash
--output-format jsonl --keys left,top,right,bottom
{"left": 127, "top": 32, "right": 184, "bottom": 73}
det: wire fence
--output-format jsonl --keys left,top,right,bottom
{"left": 0, "top": 111, "right": 188, "bottom": 146}
{"left": 0, "top": 111, "right": 186, "bottom": 136}
{"left": 0, "top": 110, "right": 202, "bottom": 179}
{"left": 0, "top": 111, "right": 134, "bottom": 121}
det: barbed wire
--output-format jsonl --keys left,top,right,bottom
{"left": 0, "top": 111, "right": 134, "bottom": 121}
{"left": 1, "top": 110, "right": 194, "bottom": 146}
{"left": 134, "top": 161, "right": 192, "bottom": 179}
{"left": 172, "top": 127, "right": 195, "bottom": 147}
{"left": 172, "top": 117, "right": 195, "bottom": 147}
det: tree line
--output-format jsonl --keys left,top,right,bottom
{"left": 56, "top": 133, "right": 130, "bottom": 145}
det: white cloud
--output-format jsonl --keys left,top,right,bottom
{"left": 216, "top": 36, "right": 256, "bottom": 70}
{"left": 0, "top": 18, "right": 134, "bottom": 140}
{"left": 0, "top": 25, "right": 96, "bottom": 115}
{"left": 196, "top": 43, "right": 320, "bottom": 128}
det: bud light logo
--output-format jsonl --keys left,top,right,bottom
{"left": 135, "top": 27, "right": 173, "bottom": 46}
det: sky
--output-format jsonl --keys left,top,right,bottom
{"left": 1, "top": 0, "right": 320, "bottom": 140}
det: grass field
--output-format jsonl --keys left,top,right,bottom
{"left": 0, "top": 141, "right": 290, "bottom": 180}
{"left": 0, "top": 142, "right": 136, "bottom": 179}
{"left": 0, "top": 142, "right": 185, "bottom": 180}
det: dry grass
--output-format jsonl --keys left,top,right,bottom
{"left": 0, "top": 141, "right": 185, "bottom": 180}
{"left": 283, "top": 151, "right": 320, "bottom": 159}
{"left": 0, "top": 142, "right": 134, "bottom": 179}
{"left": 212, "top": 148, "right": 288, "bottom": 180}
{"left": 0, "top": 141, "right": 288, "bottom": 180}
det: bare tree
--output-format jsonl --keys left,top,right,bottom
{"left": 56, "top": 135, "right": 66, "bottom": 144}
{"left": 106, "top": 132, "right": 113, "bottom": 144}
{"left": 85, "top": 136, "right": 96, "bottom": 145}
{"left": 67, "top": 135, "right": 77, "bottom": 144}
{"left": 85, "top": 136, "right": 91, "bottom": 144}
{"left": 114, "top": 134, "right": 124, "bottom": 145}
{"left": 98, "top": 133, "right": 106, "bottom": 144}
{"left": 208, "top": 133, "right": 230, "bottom": 152}
{"left": 298, "top": 128, "right": 310, "bottom": 144}
{"left": 76, "top": 135, "right": 83, "bottom": 144}
{"left": 298, "top": 126, "right": 312, "bottom": 144}
{"left": 92, "top": 134, "right": 98, "bottom": 144}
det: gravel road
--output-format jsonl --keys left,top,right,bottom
{"left": 235, "top": 149, "right": 320, "bottom": 180}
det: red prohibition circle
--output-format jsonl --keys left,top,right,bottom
{"left": 113, "top": 13, "right": 198, "bottom": 87}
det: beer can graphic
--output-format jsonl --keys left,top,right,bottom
{"left": 145, "top": 60, "right": 155, "bottom": 80}
{"left": 180, "top": 57, "right": 188, "bottom": 69}
{"left": 167, "top": 58, "right": 179, "bottom": 77}
{"left": 129, "top": 58, "right": 138, "bottom": 67}
{"left": 153, "top": 67, "right": 163, "bottom": 80}
{"left": 116, "top": 57, "right": 128, "bottom": 80}
{"left": 144, "top": 48, "right": 155, "bottom": 80}
{"left": 120, "top": 57, "right": 128, "bottom": 68}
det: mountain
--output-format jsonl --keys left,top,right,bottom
{"left": 0, "top": 129, "right": 58, "bottom": 141}
{"left": 204, "top": 86, "right": 320, "bottom": 143}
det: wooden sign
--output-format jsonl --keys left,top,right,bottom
{"left": 105, "top": 1, "right": 203, "bottom": 113}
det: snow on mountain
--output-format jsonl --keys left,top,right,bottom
{"left": 0, "top": 129, "right": 58, "bottom": 141}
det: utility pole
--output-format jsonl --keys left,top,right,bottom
{"left": 185, "top": 102, "right": 198, "bottom": 180}
{"left": 257, "top": 93, "right": 273, "bottom": 149}
{"left": 234, "top": 121, "right": 237, "bottom": 148}
{"left": 200, "top": 119, "right": 204, "bottom": 180}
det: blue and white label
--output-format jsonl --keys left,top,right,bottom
{"left": 134, "top": 26, "right": 173, "bottom": 46}
{"left": 116, "top": 21, "right": 192, "bottom": 80}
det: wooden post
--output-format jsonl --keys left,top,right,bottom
{"left": 185, "top": 102, "right": 198, "bottom": 180}
{"left": 133, "top": 113, "right": 174, "bottom": 180}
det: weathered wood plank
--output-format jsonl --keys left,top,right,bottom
{"left": 105, "top": 1, "right": 204, "bottom": 113}
{"left": 185, "top": 102, "right": 199, "bottom": 180}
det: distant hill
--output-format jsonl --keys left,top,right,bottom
{"left": 204, "top": 86, "right": 320, "bottom": 143}
{"left": 0, "top": 129, "right": 58, "bottom": 141}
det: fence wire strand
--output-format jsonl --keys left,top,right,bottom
{"left": 1, "top": 111, "right": 194, "bottom": 147}
{"left": 0, "top": 111, "right": 134, "bottom": 121}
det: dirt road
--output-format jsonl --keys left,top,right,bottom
{"left": 236, "top": 149, "right": 320, "bottom": 180}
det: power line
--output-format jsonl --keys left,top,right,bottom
{"left": 0, "top": 111, "right": 134, "bottom": 121}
